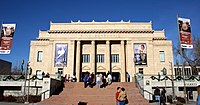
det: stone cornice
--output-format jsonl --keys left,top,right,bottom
{"left": 47, "top": 30, "right": 154, "bottom": 34}
{"left": 36, "top": 38, "right": 50, "bottom": 41}
{"left": 152, "top": 37, "right": 166, "bottom": 40}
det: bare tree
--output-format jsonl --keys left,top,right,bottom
{"left": 174, "top": 36, "right": 200, "bottom": 75}
{"left": 11, "top": 63, "right": 21, "bottom": 75}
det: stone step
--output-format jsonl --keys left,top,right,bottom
{"left": 39, "top": 82, "right": 149, "bottom": 105}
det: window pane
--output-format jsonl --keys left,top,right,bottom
{"left": 111, "top": 54, "right": 119, "bottom": 63}
{"left": 37, "top": 51, "right": 43, "bottom": 62}
{"left": 160, "top": 51, "right": 165, "bottom": 62}
{"left": 97, "top": 54, "right": 104, "bottom": 63}
{"left": 82, "top": 54, "right": 90, "bottom": 63}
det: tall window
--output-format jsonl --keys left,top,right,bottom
{"left": 96, "top": 54, "right": 104, "bottom": 63}
{"left": 37, "top": 51, "right": 43, "bottom": 62}
{"left": 111, "top": 54, "right": 119, "bottom": 63}
{"left": 159, "top": 51, "right": 165, "bottom": 62}
{"left": 82, "top": 54, "right": 90, "bottom": 63}
{"left": 175, "top": 68, "right": 182, "bottom": 76}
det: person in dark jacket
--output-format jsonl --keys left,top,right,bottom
{"left": 83, "top": 73, "right": 88, "bottom": 88}
{"left": 161, "top": 88, "right": 166, "bottom": 105}
{"left": 154, "top": 87, "right": 160, "bottom": 104}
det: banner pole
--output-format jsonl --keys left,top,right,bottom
{"left": 177, "top": 15, "right": 187, "bottom": 104}
{"left": 0, "top": 20, "right": 4, "bottom": 46}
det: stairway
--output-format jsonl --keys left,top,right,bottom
{"left": 39, "top": 82, "right": 149, "bottom": 105}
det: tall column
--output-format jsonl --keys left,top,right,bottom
{"left": 91, "top": 41, "right": 96, "bottom": 74}
{"left": 126, "top": 40, "right": 133, "bottom": 82}
{"left": 71, "top": 40, "right": 75, "bottom": 76}
{"left": 121, "top": 40, "right": 126, "bottom": 82}
{"left": 76, "top": 41, "right": 81, "bottom": 82}
{"left": 106, "top": 40, "right": 111, "bottom": 73}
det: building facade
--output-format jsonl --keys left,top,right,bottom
{"left": 29, "top": 20, "right": 174, "bottom": 82}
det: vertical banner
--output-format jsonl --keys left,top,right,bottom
{"left": 0, "top": 24, "right": 16, "bottom": 54}
{"left": 54, "top": 44, "right": 68, "bottom": 67}
{"left": 178, "top": 17, "right": 193, "bottom": 49}
{"left": 134, "top": 43, "right": 147, "bottom": 65}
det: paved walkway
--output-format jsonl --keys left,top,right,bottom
{"left": 149, "top": 101, "right": 196, "bottom": 105}
{"left": 0, "top": 102, "right": 44, "bottom": 105}
{"left": 0, "top": 101, "right": 197, "bottom": 105}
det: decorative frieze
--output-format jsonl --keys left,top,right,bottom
{"left": 48, "top": 30, "right": 154, "bottom": 34}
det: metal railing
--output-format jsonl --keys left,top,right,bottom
{"left": 134, "top": 75, "right": 154, "bottom": 100}
{"left": 39, "top": 90, "right": 50, "bottom": 101}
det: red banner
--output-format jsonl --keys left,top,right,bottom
{"left": 0, "top": 24, "right": 16, "bottom": 54}
{"left": 178, "top": 17, "right": 193, "bottom": 49}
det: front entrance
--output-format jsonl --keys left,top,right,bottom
{"left": 112, "top": 72, "right": 120, "bottom": 82}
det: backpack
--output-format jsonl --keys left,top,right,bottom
{"left": 125, "top": 98, "right": 129, "bottom": 104}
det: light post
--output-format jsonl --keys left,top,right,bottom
{"left": 24, "top": 61, "right": 31, "bottom": 104}
{"left": 182, "top": 61, "right": 187, "bottom": 104}
{"left": 21, "top": 59, "right": 24, "bottom": 75}
{"left": 163, "top": 67, "right": 167, "bottom": 89}
{"left": 133, "top": 58, "right": 137, "bottom": 75}
{"left": 170, "top": 61, "right": 175, "bottom": 101}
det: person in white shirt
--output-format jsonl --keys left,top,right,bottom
{"left": 107, "top": 74, "right": 112, "bottom": 85}
{"left": 96, "top": 74, "right": 101, "bottom": 88}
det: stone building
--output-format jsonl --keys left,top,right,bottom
{"left": 29, "top": 20, "right": 174, "bottom": 82}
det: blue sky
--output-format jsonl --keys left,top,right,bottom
{"left": 0, "top": 0, "right": 200, "bottom": 67}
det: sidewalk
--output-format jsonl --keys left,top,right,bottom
{"left": 149, "top": 101, "right": 196, "bottom": 105}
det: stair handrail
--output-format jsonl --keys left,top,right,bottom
{"left": 134, "top": 74, "right": 154, "bottom": 100}
{"left": 39, "top": 89, "right": 50, "bottom": 100}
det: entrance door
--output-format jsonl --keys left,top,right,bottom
{"left": 112, "top": 72, "right": 120, "bottom": 82}
{"left": 188, "top": 90, "right": 193, "bottom": 100}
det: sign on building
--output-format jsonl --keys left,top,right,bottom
{"left": 54, "top": 44, "right": 68, "bottom": 67}
{"left": 134, "top": 43, "right": 147, "bottom": 65}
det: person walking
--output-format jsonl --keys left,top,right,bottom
{"left": 115, "top": 87, "right": 121, "bottom": 105}
{"left": 126, "top": 72, "right": 130, "bottom": 82}
{"left": 161, "top": 87, "right": 166, "bottom": 105}
{"left": 154, "top": 87, "right": 161, "bottom": 105}
{"left": 96, "top": 74, "right": 101, "bottom": 88}
{"left": 107, "top": 73, "right": 112, "bottom": 85}
{"left": 102, "top": 74, "right": 107, "bottom": 88}
{"left": 88, "top": 74, "right": 93, "bottom": 88}
{"left": 118, "top": 87, "right": 127, "bottom": 105}
{"left": 197, "top": 85, "right": 200, "bottom": 105}
{"left": 83, "top": 73, "right": 88, "bottom": 88}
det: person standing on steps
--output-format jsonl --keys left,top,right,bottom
{"left": 154, "top": 86, "right": 161, "bottom": 105}
{"left": 126, "top": 72, "right": 130, "bottom": 82}
{"left": 161, "top": 87, "right": 166, "bottom": 105}
{"left": 115, "top": 87, "right": 121, "bottom": 105}
{"left": 197, "top": 85, "right": 200, "bottom": 105}
{"left": 96, "top": 74, "right": 101, "bottom": 88}
{"left": 102, "top": 74, "right": 107, "bottom": 88}
{"left": 118, "top": 87, "right": 128, "bottom": 105}
{"left": 83, "top": 73, "right": 88, "bottom": 88}
{"left": 107, "top": 73, "right": 112, "bottom": 85}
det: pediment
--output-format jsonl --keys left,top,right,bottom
{"left": 82, "top": 66, "right": 91, "bottom": 70}
{"left": 97, "top": 66, "right": 106, "bottom": 70}
{"left": 112, "top": 66, "right": 121, "bottom": 70}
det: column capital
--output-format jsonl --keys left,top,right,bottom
{"left": 127, "top": 40, "right": 132, "bottom": 44}
{"left": 91, "top": 40, "right": 95, "bottom": 44}
{"left": 121, "top": 40, "right": 125, "bottom": 44}
{"left": 70, "top": 40, "right": 75, "bottom": 45}
{"left": 77, "top": 40, "right": 81, "bottom": 44}
{"left": 106, "top": 40, "right": 110, "bottom": 44}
